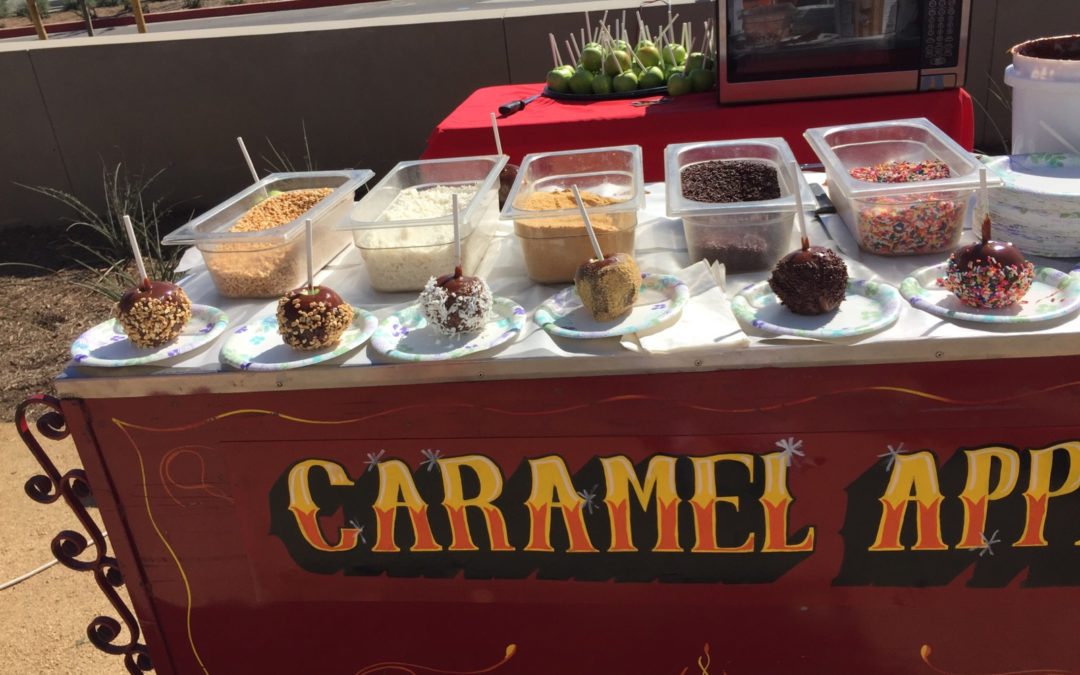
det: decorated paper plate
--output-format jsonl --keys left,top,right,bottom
{"left": 732, "top": 278, "right": 902, "bottom": 339}
{"left": 220, "top": 309, "right": 377, "bottom": 371}
{"left": 534, "top": 273, "right": 689, "bottom": 339}
{"left": 71, "top": 304, "right": 228, "bottom": 367}
{"left": 899, "top": 263, "right": 1080, "bottom": 324}
{"left": 371, "top": 297, "right": 525, "bottom": 362}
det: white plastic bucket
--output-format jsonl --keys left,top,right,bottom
{"left": 1005, "top": 35, "right": 1080, "bottom": 155}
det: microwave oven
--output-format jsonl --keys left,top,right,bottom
{"left": 717, "top": 0, "right": 971, "bottom": 104}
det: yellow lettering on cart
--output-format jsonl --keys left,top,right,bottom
{"left": 870, "top": 451, "right": 947, "bottom": 551}
{"left": 1015, "top": 442, "right": 1080, "bottom": 547}
{"left": 760, "top": 451, "right": 815, "bottom": 553}
{"left": 287, "top": 459, "right": 361, "bottom": 552}
{"left": 600, "top": 455, "right": 680, "bottom": 552}
{"left": 957, "top": 447, "right": 1019, "bottom": 549}
{"left": 438, "top": 455, "right": 513, "bottom": 552}
{"left": 524, "top": 456, "right": 597, "bottom": 553}
{"left": 372, "top": 460, "right": 441, "bottom": 553}
{"left": 689, "top": 454, "right": 755, "bottom": 553}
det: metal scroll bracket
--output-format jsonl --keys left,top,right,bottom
{"left": 16, "top": 394, "right": 153, "bottom": 674}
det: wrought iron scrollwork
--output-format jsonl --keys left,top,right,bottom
{"left": 17, "top": 394, "right": 154, "bottom": 674}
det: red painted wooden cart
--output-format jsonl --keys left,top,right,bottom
{"left": 20, "top": 186, "right": 1080, "bottom": 674}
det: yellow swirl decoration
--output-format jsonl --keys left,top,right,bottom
{"left": 353, "top": 643, "right": 517, "bottom": 675}
{"left": 679, "top": 643, "right": 713, "bottom": 675}
{"left": 920, "top": 644, "right": 1070, "bottom": 675}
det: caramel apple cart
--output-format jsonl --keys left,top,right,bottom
{"left": 20, "top": 183, "right": 1080, "bottom": 675}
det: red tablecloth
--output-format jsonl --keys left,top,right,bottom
{"left": 423, "top": 85, "right": 974, "bottom": 182}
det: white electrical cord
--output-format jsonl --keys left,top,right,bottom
{"left": 0, "top": 531, "right": 108, "bottom": 592}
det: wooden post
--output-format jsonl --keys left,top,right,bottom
{"left": 78, "top": 0, "right": 94, "bottom": 37}
{"left": 131, "top": 0, "right": 148, "bottom": 34}
{"left": 24, "top": 0, "right": 48, "bottom": 41}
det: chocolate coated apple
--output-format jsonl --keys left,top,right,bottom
{"left": 115, "top": 279, "right": 192, "bottom": 348}
{"left": 419, "top": 266, "right": 493, "bottom": 336}
{"left": 575, "top": 252, "right": 640, "bottom": 322}
{"left": 768, "top": 245, "right": 848, "bottom": 316}
{"left": 276, "top": 285, "right": 354, "bottom": 350}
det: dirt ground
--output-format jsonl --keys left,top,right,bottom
{"left": 0, "top": 422, "right": 130, "bottom": 674}
{"left": 1, "top": 223, "right": 130, "bottom": 672}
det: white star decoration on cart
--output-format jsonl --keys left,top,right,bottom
{"left": 420, "top": 448, "right": 443, "bottom": 472}
{"left": 348, "top": 519, "right": 367, "bottom": 545}
{"left": 979, "top": 529, "right": 1001, "bottom": 557}
{"left": 877, "top": 443, "right": 906, "bottom": 472}
{"left": 577, "top": 485, "right": 600, "bottom": 514}
{"left": 364, "top": 449, "right": 386, "bottom": 473}
{"left": 775, "top": 437, "right": 805, "bottom": 467}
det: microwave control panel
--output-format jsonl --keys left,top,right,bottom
{"left": 922, "top": 0, "right": 962, "bottom": 69}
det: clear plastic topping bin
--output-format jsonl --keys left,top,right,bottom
{"left": 804, "top": 118, "right": 999, "bottom": 256}
{"left": 342, "top": 155, "right": 507, "bottom": 292}
{"left": 500, "top": 145, "right": 644, "bottom": 284}
{"left": 665, "top": 138, "right": 813, "bottom": 273}
{"left": 162, "top": 170, "right": 373, "bottom": 298}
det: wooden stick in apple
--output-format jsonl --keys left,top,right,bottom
{"left": 566, "top": 38, "right": 578, "bottom": 64}
{"left": 549, "top": 34, "right": 561, "bottom": 68}
{"left": 489, "top": 113, "right": 503, "bottom": 157}
{"left": 236, "top": 136, "right": 268, "bottom": 199}
{"left": 979, "top": 166, "right": 990, "bottom": 242}
{"left": 452, "top": 193, "right": 462, "bottom": 270}
{"left": 305, "top": 219, "right": 315, "bottom": 290}
{"left": 123, "top": 215, "right": 149, "bottom": 284}
{"left": 789, "top": 160, "right": 810, "bottom": 251}
{"left": 585, "top": 12, "right": 591, "bottom": 44}
{"left": 571, "top": 185, "right": 604, "bottom": 262}
{"left": 570, "top": 33, "right": 581, "bottom": 61}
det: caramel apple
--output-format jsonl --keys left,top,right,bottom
{"left": 944, "top": 214, "right": 1034, "bottom": 309}
{"left": 768, "top": 238, "right": 848, "bottom": 316}
{"left": 115, "top": 279, "right": 192, "bottom": 348}
{"left": 418, "top": 266, "right": 493, "bottom": 337}
{"left": 276, "top": 285, "right": 354, "bottom": 350}
{"left": 575, "top": 252, "right": 640, "bottom": 322}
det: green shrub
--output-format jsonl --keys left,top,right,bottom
{"left": 15, "top": 0, "right": 51, "bottom": 18}
{"left": 181, "top": 0, "right": 201, "bottom": 8}
{"left": 21, "top": 164, "right": 184, "bottom": 301}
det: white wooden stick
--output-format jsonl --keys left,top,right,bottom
{"left": 122, "top": 215, "right": 148, "bottom": 283}
{"left": 615, "top": 19, "right": 620, "bottom": 45}
{"left": 789, "top": 161, "right": 809, "bottom": 249}
{"left": 584, "top": 12, "right": 591, "bottom": 44}
{"left": 452, "top": 193, "right": 462, "bottom": 269}
{"left": 236, "top": 136, "right": 268, "bottom": 199}
{"left": 566, "top": 38, "right": 577, "bottom": 65}
{"left": 305, "top": 219, "right": 314, "bottom": 289}
{"left": 570, "top": 32, "right": 581, "bottom": 61}
{"left": 571, "top": 185, "right": 604, "bottom": 261}
{"left": 549, "top": 33, "right": 561, "bottom": 68}
{"left": 489, "top": 112, "right": 503, "bottom": 157}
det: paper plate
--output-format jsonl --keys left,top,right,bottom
{"left": 899, "top": 263, "right": 1080, "bottom": 324}
{"left": 732, "top": 278, "right": 902, "bottom": 339}
{"left": 220, "top": 308, "right": 377, "bottom": 371}
{"left": 71, "top": 304, "right": 228, "bottom": 367}
{"left": 534, "top": 273, "right": 689, "bottom": 339}
{"left": 371, "top": 297, "right": 525, "bottom": 362}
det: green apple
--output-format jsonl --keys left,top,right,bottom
{"left": 689, "top": 67, "right": 715, "bottom": 92}
{"left": 666, "top": 71, "right": 692, "bottom": 96}
{"left": 591, "top": 72, "right": 613, "bottom": 95}
{"left": 546, "top": 68, "right": 572, "bottom": 92}
{"left": 661, "top": 44, "right": 678, "bottom": 65}
{"left": 672, "top": 44, "right": 687, "bottom": 65}
{"left": 635, "top": 39, "right": 654, "bottom": 51}
{"left": 686, "top": 51, "right": 706, "bottom": 71}
{"left": 569, "top": 67, "right": 595, "bottom": 95}
{"left": 636, "top": 44, "right": 662, "bottom": 68}
{"left": 639, "top": 66, "right": 665, "bottom": 88}
{"left": 612, "top": 39, "right": 631, "bottom": 53}
{"left": 603, "top": 49, "right": 632, "bottom": 76}
{"left": 558, "top": 64, "right": 575, "bottom": 77}
{"left": 581, "top": 46, "right": 604, "bottom": 72}
{"left": 613, "top": 70, "right": 639, "bottom": 92}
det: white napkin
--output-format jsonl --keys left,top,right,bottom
{"left": 621, "top": 260, "right": 749, "bottom": 353}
